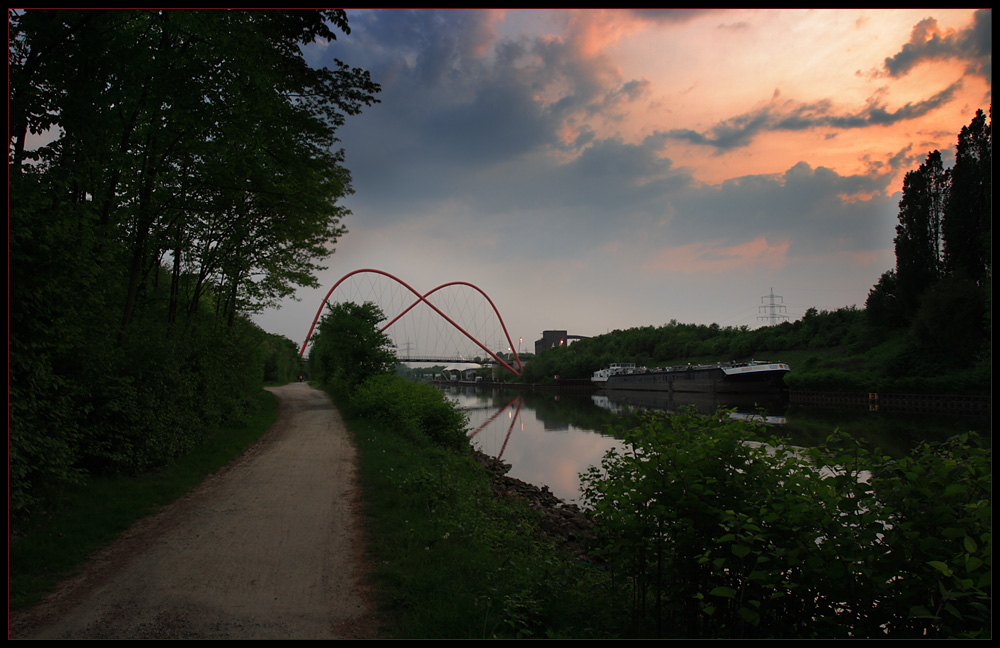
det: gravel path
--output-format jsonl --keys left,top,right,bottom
{"left": 10, "top": 383, "right": 378, "bottom": 639}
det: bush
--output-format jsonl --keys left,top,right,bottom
{"left": 351, "top": 375, "right": 469, "bottom": 451}
{"left": 581, "top": 409, "right": 990, "bottom": 638}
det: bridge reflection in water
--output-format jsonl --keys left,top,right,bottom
{"left": 441, "top": 382, "right": 988, "bottom": 506}
{"left": 442, "top": 386, "right": 624, "bottom": 506}
{"left": 442, "top": 385, "right": 791, "bottom": 505}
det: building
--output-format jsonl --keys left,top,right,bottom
{"left": 534, "top": 330, "right": 588, "bottom": 354}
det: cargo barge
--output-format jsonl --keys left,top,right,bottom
{"left": 591, "top": 361, "right": 790, "bottom": 394}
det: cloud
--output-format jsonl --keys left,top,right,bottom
{"left": 654, "top": 160, "right": 897, "bottom": 261}
{"left": 322, "top": 11, "right": 673, "bottom": 227}
{"left": 558, "top": 9, "right": 716, "bottom": 57}
{"left": 642, "top": 236, "right": 791, "bottom": 275}
{"left": 883, "top": 9, "right": 992, "bottom": 81}
{"left": 625, "top": 8, "right": 715, "bottom": 24}
{"left": 664, "top": 82, "right": 963, "bottom": 152}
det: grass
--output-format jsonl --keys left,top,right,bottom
{"left": 335, "top": 390, "right": 622, "bottom": 638}
{"left": 9, "top": 388, "right": 280, "bottom": 610}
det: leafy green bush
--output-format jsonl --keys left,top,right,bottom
{"left": 581, "top": 409, "right": 990, "bottom": 638}
{"left": 867, "top": 432, "right": 991, "bottom": 637}
{"left": 351, "top": 375, "right": 469, "bottom": 451}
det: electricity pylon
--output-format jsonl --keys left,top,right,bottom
{"left": 758, "top": 288, "right": 788, "bottom": 326}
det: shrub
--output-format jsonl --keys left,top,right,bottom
{"left": 581, "top": 409, "right": 990, "bottom": 638}
{"left": 351, "top": 375, "right": 469, "bottom": 451}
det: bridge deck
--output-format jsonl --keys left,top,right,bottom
{"left": 396, "top": 356, "right": 501, "bottom": 364}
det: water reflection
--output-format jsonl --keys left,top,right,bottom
{"left": 441, "top": 386, "right": 622, "bottom": 506}
{"left": 592, "top": 389, "right": 789, "bottom": 419}
{"left": 438, "top": 384, "right": 988, "bottom": 505}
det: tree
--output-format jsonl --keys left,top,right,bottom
{"left": 9, "top": 9, "right": 380, "bottom": 337}
{"left": 893, "top": 150, "right": 948, "bottom": 316}
{"left": 909, "top": 275, "right": 989, "bottom": 366}
{"left": 865, "top": 270, "right": 906, "bottom": 330}
{"left": 943, "top": 108, "right": 991, "bottom": 286}
{"left": 8, "top": 9, "right": 380, "bottom": 518}
{"left": 309, "top": 302, "right": 397, "bottom": 389}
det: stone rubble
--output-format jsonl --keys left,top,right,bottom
{"left": 472, "top": 450, "right": 595, "bottom": 559}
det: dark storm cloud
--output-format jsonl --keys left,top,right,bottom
{"left": 423, "top": 131, "right": 895, "bottom": 265}
{"left": 423, "top": 74, "right": 560, "bottom": 165}
{"left": 320, "top": 9, "right": 654, "bottom": 222}
{"left": 625, "top": 8, "right": 716, "bottom": 24}
{"left": 664, "top": 161, "right": 896, "bottom": 258}
{"left": 665, "top": 82, "right": 963, "bottom": 152}
{"left": 883, "top": 9, "right": 991, "bottom": 80}
{"left": 511, "top": 133, "right": 692, "bottom": 218}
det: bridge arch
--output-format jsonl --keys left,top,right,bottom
{"left": 301, "top": 269, "right": 523, "bottom": 376}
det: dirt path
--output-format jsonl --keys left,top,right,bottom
{"left": 10, "top": 383, "right": 378, "bottom": 639}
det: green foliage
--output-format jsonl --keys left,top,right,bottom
{"left": 909, "top": 275, "right": 990, "bottom": 366}
{"left": 521, "top": 308, "right": 865, "bottom": 382}
{"left": 9, "top": 9, "right": 380, "bottom": 327}
{"left": 867, "top": 108, "right": 991, "bottom": 367}
{"left": 351, "top": 375, "right": 470, "bottom": 451}
{"left": 10, "top": 292, "right": 270, "bottom": 513}
{"left": 893, "top": 150, "right": 947, "bottom": 316}
{"left": 309, "top": 301, "right": 398, "bottom": 390}
{"left": 580, "top": 409, "right": 991, "bottom": 638}
{"left": 262, "top": 333, "right": 305, "bottom": 384}
{"left": 942, "top": 108, "right": 991, "bottom": 286}
{"left": 865, "top": 270, "right": 906, "bottom": 330}
{"left": 9, "top": 9, "right": 378, "bottom": 521}
{"left": 867, "top": 433, "right": 991, "bottom": 637}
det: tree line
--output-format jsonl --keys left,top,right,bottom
{"left": 9, "top": 10, "right": 378, "bottom": 519}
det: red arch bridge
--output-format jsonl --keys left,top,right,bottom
{"left": 301, "top": 269, "right": 524, "bottom": 376}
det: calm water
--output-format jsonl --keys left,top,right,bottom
{"left": 437, "top": 384, "right": 989, "bottom": 506}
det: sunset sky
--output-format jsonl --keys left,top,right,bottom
{"left": 253, "top": 8, "right": 991, "bottom": 356}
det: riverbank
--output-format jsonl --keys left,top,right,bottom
{"left": 336, "top": 381, "right": 622, "bottom": 638}
{"left": 351, "top": 372, "right": 990, "bottom": 637}
{"left": 472, "top": 450, "right": 593, "bottom": 558}
{"left": 788, "top": 390, "right": 990, "bottom": 415}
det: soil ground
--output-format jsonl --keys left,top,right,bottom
{"left": 9, "top": 383, "right": 378, "bottom": 639}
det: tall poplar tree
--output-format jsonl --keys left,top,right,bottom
{"left": 943, "top": 108, "right": 991, "bottom": 286}
{"left": 893, "top": 150, "right": 948, "bottom": 316}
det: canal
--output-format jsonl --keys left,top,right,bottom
{"left": 436, "top": 384, "right": 989, "bottom": 506}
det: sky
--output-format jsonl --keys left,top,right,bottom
{"left": 253, "top": 8, "right": 991, "bottom": 356}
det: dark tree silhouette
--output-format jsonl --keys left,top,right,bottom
{"left": 943, "top": 108, "right": 991, "bottom": 286}
{"left": 893, "top": 150, "right": 948, "bottom": 316}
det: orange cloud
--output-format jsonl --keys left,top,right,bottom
{"left": 563, "top": 9, "right": 652, "bottom": 56}
{"left": 642, "top": 236, "right": 791, "bottom": 274}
